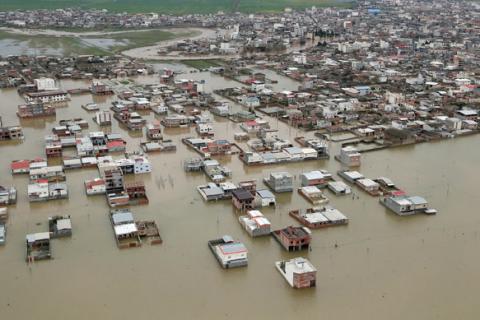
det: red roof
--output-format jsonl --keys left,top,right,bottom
{"left": 11, "top": 160, "right": 29, "bottom": 170}
{"left": 392, "top": 190, "right": 406, "bottom": 196}
{"left": 107, "top": 140, "right": 126, "bottom": 148}
{"left": 244, "top": 120, "right": 258, "bottom": 126}
{"left": 86, "top": 179, "right": 105, "bottom": 187}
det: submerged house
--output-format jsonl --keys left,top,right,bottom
{"left": 124, "top": 181, "right": 149, "bottom": 205}
{"left": 0, "top": 126, "right": 24, "bottom": 141}
{"left": 146, "top": 121, "right": 162, "bottom": 140}
{"left": 327, "top": 181, "right": 351, "bottom": 195}
{"left": 380, "top": 195, "right": 436, "bottom": 216}
{"left": 275, "top": 257, "right": 316, "bottom": 289}
{"left": 84, "top": 178, "right": 106, "bottom": 195}
{"left": 161, "top": 114, "right": 192, "bottom": 127}
{"left": 238, "top": 210, "right": 271, "bottom": 237}
{"left": 26, "top": 232, "right": 51, "bottom": 262}
{"left": 256, "top": 189, "right": 276, "bottom": 207}
{"left": 197, "top": 183, "right": 225, "bottom": 201}
{"left": 232, "top": 188, "right": 255, "bottom": 211}
{"left": 0, "top": 224, "right": 5, "bottom": 245}
{"left": 356, "top": 178, "right": 380, "bottom": 196}
{"left": 289, "top": 206, "right": 348, "bottom": 229}
{"left": 337, "top": 146, "right": 361, "bottom": 167}
{"left": 114, "top": 110, "right": 146, "bottom": 131}
{"left": 0, "top": 186, "right": 17, "bottom": 205}
{"left": 48, "top": 215, "right": 72, "bottom": 238}
{"left": 338, "top": 170, "right": 364, "bottom": 184}
{"left": 0, "top": 208, "right": 7, "bottom": 223}
{"left": 300, "top": 170, "right": 330, "bottom": 188}
{"left": 28, "top": 180, "right": 68, "bottom": 202}
{"left": 208, "top": 235, "right": 248, "bottom": 269}
{"left": 24, "top": 90, "right": 69, "bottom": 104}
{"left": 298, "top": 186, "right": 329, "bottom": 205}
{"left": 29, "top": 165, "right": 65, "bottom": 182}
{"left": 264, "top": 172, "right": 293, "bottom": 193}
{"left": 272, "top": 226, "right": 311, "bottom": 251}
{"left": 11, "top": 158, "right": 47, "bottom": 174}
{"left": 17, "top": 102, "right": 56, "bottom": 118}
{"left": 110, "top": 209, "right": 141, "bottom": 248}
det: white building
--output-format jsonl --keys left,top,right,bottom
{"left": 129, "top": 155, "right": 152, "bottom": 174}
{"left": 27, "top": 181, "right": 49, "bottom": 202}
{"left": 338, "top": 146, "right": 361, "bottom": 167}
{"left": 275, "top": 257, "right": 317, "bottom": 288}
{"left": 293, "top": 52, "right": 307, "bottom": 64}
{"left": 238, "top": 210, "right": 271, "bottom": 237}
{"left": 251, "top": 81, "right": 266, "bottom": 92}
{"left": 34, "top": 78, "right": 57, "bottom": 91}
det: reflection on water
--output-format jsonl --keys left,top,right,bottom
{"left": 0, "top": 39, "right": 64, "bottom": 56}
{"left": 0, "top": 72, "right": 479, "bottom": 320}
{"left": 80, "top": 38, "right": 129, "bottom": 49}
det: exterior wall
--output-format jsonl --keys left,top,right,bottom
{"left": 134, "top": 162, "right": 152, "bottom": 174}
{"left": 232, "top": 196, "right": 254, "bottom": 211}
{"left": 293, "top": 271, "right": 316, "bottom": 288}
{"left": 215, "top": 246, "right": 247, "bottom": 262}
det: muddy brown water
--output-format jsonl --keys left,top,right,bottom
{"left": 0, "top": 72, "right": 479, "bottom": 320}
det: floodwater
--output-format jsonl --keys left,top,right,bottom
{"left": 0, "top": 39, "right": 65, "bottom": 56}
{"left": 0, "top": 71, "right": 479, "bottom": 320}
{"left": 80, "top": 38, "right": 130, "bottom": 50}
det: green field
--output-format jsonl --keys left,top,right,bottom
{"left": 0, "top": 29, "right": 191, "bottom": 56}
{"left": 0, "top": 0, "right": 353, "bottom": 14}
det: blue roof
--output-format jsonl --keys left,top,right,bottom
{"left": 257, "top": 189, "right": 275, "bottom": 198}
{"left": 408, "top": 196, "right": 427, "bottom": 205}
{"left": 220, "top": 242, "right": 247, "bottom": 254}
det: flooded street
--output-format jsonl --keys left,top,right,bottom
{"left": 0, "top": 71, "right": 479, "bottom": 320}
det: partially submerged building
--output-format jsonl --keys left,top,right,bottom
{"left": 110, "top": 209, "right": 141, "bottom": 249}
{"left": 300, "top": 170, "right": 331, "bottom": 188}
{"left": 336, "top": 146, "right": 361, "bottom": 167}
{"left": 28, "top": 180, "right": 68, "bottom": 202}
{"left": 17, "top": 102, "right": 56, "bottom": 118}
{"left": 197, "top": 183, "right": 225, "bottom": 201}
{"left": 356, "top": 178, "right": 380, "bottom": 196}
{"left": 208, "top": 235, "right": 248, "bottom": 269}
{"left": 26, "top": 232, "right": 51, "bottom": 262}
{"left": 0, "top": 224, "right": 5, "bottom": 245}
{"left": 84, "top": 178, "right": 106, "bottom": 195}
{"left": 256, "top": 189, "right": 276, "bottom": 207}
{"left": 0, "top": 125, "right": 24, "bottom": 141}
{"left": 48, "top": 215, "right": 72, "bottom": 238}
{"left": 327, "top": 181, "right": 351, "bottom": 196}
{"left": 338, "top": 170, "right": 364, "bottom": 184}
{"left": 264, "top": 172, "right": 293, "bottom": 193}
{"left": 380, "top": 195, "right": 437, "bottom": 216}
{"left": 275, "top": 257, "right": 316, "bottom": 289}
{"left": 272, "top": 226, "right": 311, "bottom": 251}
{"left": 298, "top": 186, "right": 329, "bottom": 205}
{"left": 232, "top": 188, "right": 255, "bottom": 211}
{"left": 289, "top": 206, "right": 348, "bottom": 229}
{"left": 238, "top": 210, "right": 271, "bottom": 237}
{"left": 0, "top": 186, "right": 17, "bottom": 205}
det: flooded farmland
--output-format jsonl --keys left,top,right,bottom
{"left": 0, "top": 70, "right": 479, "bottom": 320}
